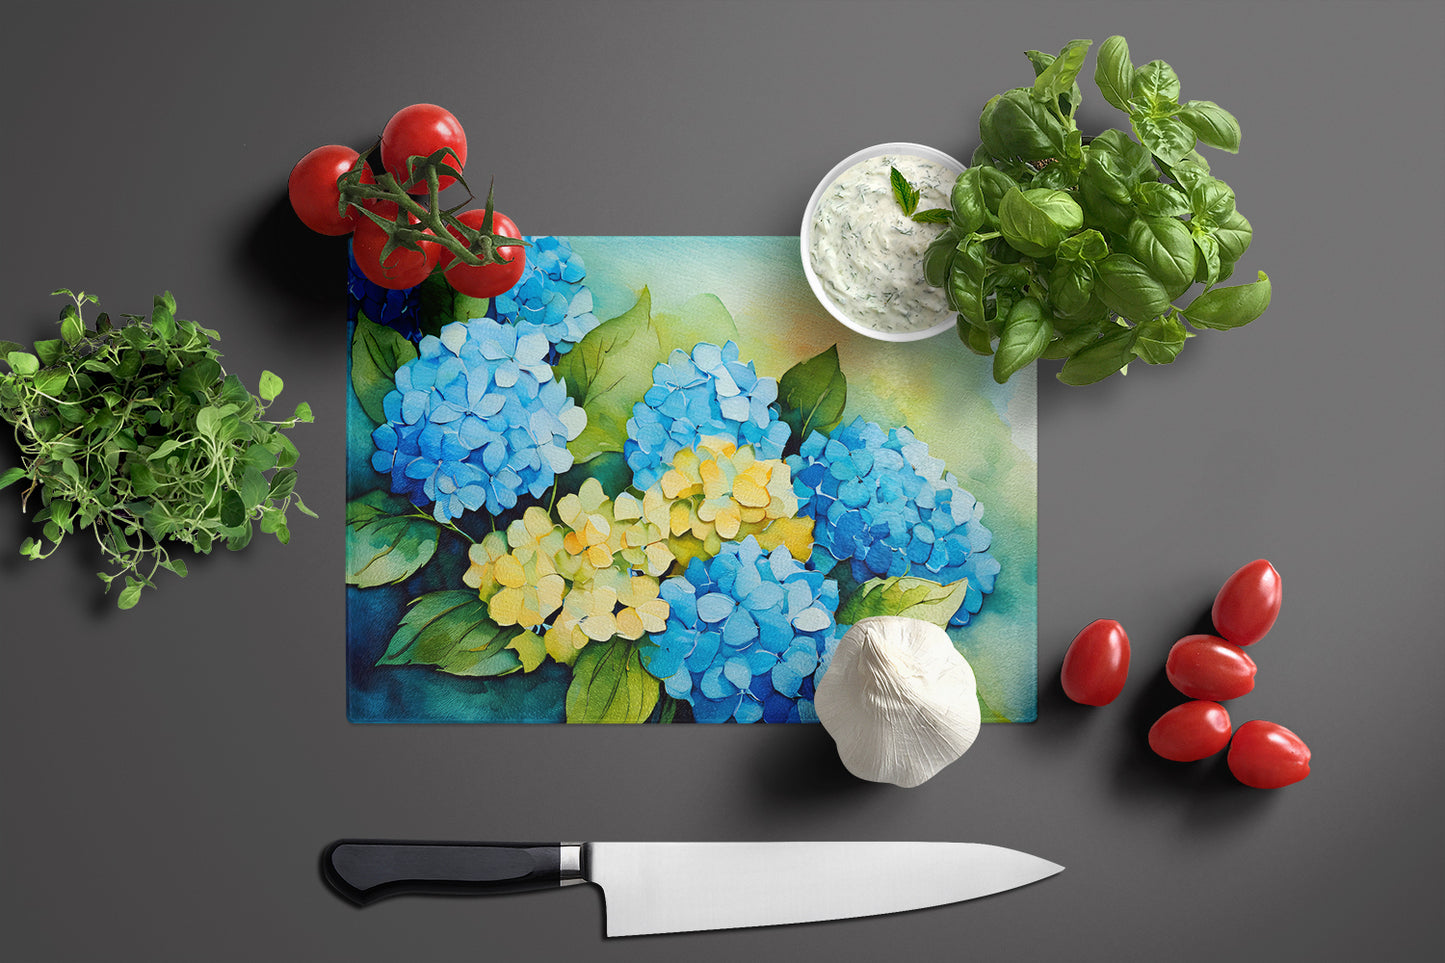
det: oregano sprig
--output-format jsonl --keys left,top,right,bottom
{"left": 0, "top": 290, "right": 315, "bottom": 609}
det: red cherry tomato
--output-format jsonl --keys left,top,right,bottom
{"left": 438, "top": 210, "right": 527, "bottom": 299}
{"left": 288, "top": 145, "right": 374, "bottom": 235}
{"left": 1165, "top": 634, "right": 1257, "bottom": 701}
{"left": 1212, "top": 559, "right": 1282, "bottom": 646}
{"left": 1060, "top": 619, "right": 1130, "bottom": 706}
{"left": 1228, "top": 720, "right": 1311, "bottom": 788}
{"left": 1148, "top": 701, "right": 1233, "bottom": 761}
{"left": 381, "top": 104, "right": 467, "bottom": 194}
{"left": 352, "top": 200, "right": 440, "bottom": 290}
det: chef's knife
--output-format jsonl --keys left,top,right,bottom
{"left": 321, "top": 839, "right": 1062, "bottom": 936}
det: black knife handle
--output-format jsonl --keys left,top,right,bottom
{"left": 322, "top": 840, "right": 573, "bottom": 906}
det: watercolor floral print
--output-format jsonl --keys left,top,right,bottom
{"left": 346, "top": 236, "right": 1036, "bottom": 724}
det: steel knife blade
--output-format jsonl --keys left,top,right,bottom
{"left": 322, "top": 839, "right": 1063, "bottom": 937}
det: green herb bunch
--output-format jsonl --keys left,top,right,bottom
{"left": 0, "top": 290, "right": 315, "bottom": 608}
{"left": 921, "top": 36, "right": 1272, "bottom": 385}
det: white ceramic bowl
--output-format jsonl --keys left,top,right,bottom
{"left": 800, "top": 142, "right": 966, "bottom": 343}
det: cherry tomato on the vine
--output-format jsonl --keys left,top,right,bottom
{"left": 381, "top": 104, "right": 467, "bottom": 194}
{"left": 1148, "top": 701, "right": 1233, "bottom": 761}
{"left": 288, "top": 145, "right": 374, "bottom": 235}
{"left": 1060, "top": 619, "right": 1130, "bottom": 706}
{"left": 1165, "top": 634, "right": 1257, "bottom": 702}
{"left": 352, "top": 200, "right": 440, "bottom": 290}
{"left": 1212, "top": 559, "right": 1282, "bottom": 646}
{"left": 439, "top": 210, "right": 526, "bottom": 299}
{"left": 1227, "top": 720, "right": 1311, "bottom": 788}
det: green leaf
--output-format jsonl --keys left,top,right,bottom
{"left": 33, "top": 369, "right": 69, "bottom": 396}
{"left": 151, "top": 292, "right": 177, "bottom": 342}
{"left": 1049, "top": 259, "right": 1097, "bottom": 319}
{"left": 350, "top": 313, "right": 419, "bottom": 427}
{"left": 922, "top": 229, "right": 959, "bottom": 287}
{"left": 292, "top": 401, "right": 315, "bottom": 424}
{"left": 1126, "top": 216, "right": 1198, "bottom": 299}
{"left": 949, "top": 169, "right": 990, "bottom": 235}
{"left": 128, "top": 458, "right": 159, "bottom": 497}
{"left": 60, "top": 307, "right": 85, "bottom": 346}
{"left": 258, "top": 370, "right": 283, "bottom": 403}
{"left": 1212, "top": 210, "right": 1253, "bottom": 264}
{"left": 1058, "top": 325, "right": 1138, "bottom": 385}
{"left": 1095, "top": 254, "right": 1174, "bottom": 322}
{"left": 5, "top": 351, "right": 39, "bottom": 377}
{"left": 835, "top": 575, "right": 970, "bottom": 628}
{"left": 0, "top": 466, "right": 26, "bottom": 490}
{"left": 1193, "top": 232, "right": 1222, "bottom": 286}
{"left": 1032, "top": 38, "right": 1092, "bottom": 107}
{"left": 379, "top": 590, "right": 524, "bottom": 678}
{"left": 910, "top": 207, "right": 952, "bottom": 224}
{"left": 268, "top": 468, "right": 298, "bottom": 500}
{"left": 345, "top": 490, "right": 442, "bottom": 588}
{"left": 999, "top": 187, "right": 1082, "bottom": 258}
{"left": 1056, "top": 229, "right": 1109, "bottom": 263}
{"left": 1183, "top": 271, "right": 1271, "bottom": 330}
{"left": 240, "top": 466, "right": 269, "bottom": 511}
{"left": 178, "top": 358, "right": 223, "bottom": 395}
{"left": 1133, "top": 116, "right": 1196, "bottom": 167}
{"left": 1095, "top": 35, "right": 1135, "bottom": 112}
{"left": 1132, "top": 314, "right": 1189, "bottom": 364}
{"left": 979, "top": 88, "right": 1069, "bottom": 162}
{"left": 220, "top": 490, "right": 246, "bottom": 528}
{"left": 890, "top": 166, "right": 920, "bottom": 216}
{"left": 117, "top": 580, "right": 144, "bottom": 610}
{"left": 553, "top": 288, "right": 668, "bottom": 463}
{"left": 1177, "top": 100, "right": 1241, "bottom": 152}
{"left": 1131, "top": 182, "right": 1188, "bottom": 219}
{"left": 565, "top": 639, "right": 660, "bottom": 723}
{"left": 994, "top": 298, "right": 1052, "bottom": 384}
{"left": 946, "top": 240, "right": 990, "bottom": 331}
{"left": 194, "top": 406, "right": 223, "bottom": 438}
{"left": 777, "top": 345, "right": 847, "bottom": 444}
{"left": 1131, "top": 60, "right": 1182, "bottom": 113}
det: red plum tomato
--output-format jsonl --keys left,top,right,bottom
{"left": 352, "top": 201, "right": 439, "bottom": 290}
{"left": 439, "top": 210, "right": 526, "bottom": 299}
{"left": 1148, "top": 701, "right": 1233, "bottom": 761}
{"left": 288, "top": 145, "right": 373, "bottom": 235}
{"left": 1165, "top": 634, "right": 1257, "bottom": 701}
{"left": 1060, "top": 619, "right": 1130, "bottom": 706}
{"left": 1228, "top": 720, "right": 1311, "bottom": 788}
{"left": 1212, "top": 559, "right": 1282, "bottom": 646}
{"left": 381, "top": 104, "right": 467, "bottom": 193}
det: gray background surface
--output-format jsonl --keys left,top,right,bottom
{"left": 2, "top": 1, "right": 1441, "bottom": 960}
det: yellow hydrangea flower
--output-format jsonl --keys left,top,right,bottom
{"left": 544, "top": 567, "right": 670, "bottom": 666}
{"left": 556, "top": 477, "right": 675, "bottom": 578}
{"left": 462, "top": 506, "right": 568, "bottom": 629}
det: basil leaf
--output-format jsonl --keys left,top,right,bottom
{"left": 950, "top": 169, "right": 989, "bottom": 234}
{"left": 1131, "top": 60, "right": 1182, "bottom": 114}
{"left": 975, "top": 166, "right": 1017, "bottom": 223}
{"left": 994, "top": 298, "right": 1053, "bottom": 384}
{"left": 1095, "top": 254, "right": 1173, "bottom": 322}
{"left": 1058, "top": 325, "right": 1138, "bottom": 385}
{"left": 1177, "top": 100, "right": 1241, "bottom": 152}
{"left": 922, "top": 230, "right": 959, "bottom": 288}
{"left": 1000, "top": 187, "right": 1082, "bottom": 258}
{"left": 1095, "top": 35, "right": 1135, "bottom": 112}
{"left": 1133, "top": 181, "right": 1191, "bottom": 217}
{"left": 947, "top": 241, "right": 990, "bottom": 331}
{"left": 958, "top": 316, "right": 995, "bottom": 356}
{"left": 1183, "top": 271, "right": 1271, "bottom": 330}
{"left": 1126, "top": 216, "right": 1198, "bottom": 299}
{"left": 1042, "top": 317, "right": 1105, "bottom": 359}
{"left": 1193, "top": 232, "right": 1222, "bottom": 286}
{"left": 979, "top": 88, "right": 1069, "bottom": 161}
{"left": 1033, "top": 39, "right": 1092, "bottom": 108}
{"left": 1057, "top": 228, "right": 1109, "bottom": 262}
{"left": 1212, "top": 209, "right": 1253, "bottom": 263}
{"left": 1133, "top": 115, "right": 1196, "bottom": 166}
{"left": 1026, "top": 47, "right": 1085, "bottom": 115}
{"left": 1187, "top": 173, "right": 1236, "bottom": 223}
{"left": 1049, "top": 260, "right": 1096, "bottom": 318}
{"left": 1132, "top": 314, "right": 1188, "bottom": 364}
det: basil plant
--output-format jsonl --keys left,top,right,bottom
{"left": 925, "top": 36, "right": 1271, "bottom": 385}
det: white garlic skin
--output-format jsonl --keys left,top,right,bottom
{"left": 815, "top": 616, "right": 981, "bottom": 788}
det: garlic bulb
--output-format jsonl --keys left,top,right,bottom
{"left": 815, "top": 616, "right": 981, "bottom": 788}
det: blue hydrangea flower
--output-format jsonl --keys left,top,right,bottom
{"left": 624, "top": 341, "right": 791, "bottom": 491}
{"left": 642, "top": 536, "right": 839, "bottom": 724}
{"left": 488, "top": 236, "right": 599, "bottom": 361}
{"left": 371, "top": 318, "right": 587, "bottom": 521}
{"left": 347, "top": 241, "right": 423, "bottom": 340}
{"left": 787, "top": 416, "right": 1001, "bottom": 627}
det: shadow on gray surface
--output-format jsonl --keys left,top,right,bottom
{"left": 237, "top": 191, "right": 351, "bottom": 349}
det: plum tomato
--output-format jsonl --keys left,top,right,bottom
{"left": 1212, "top": 559, "right": 1282, "bottom": 646}
{"left": 1165, "top": 634, "right": 1258, "bottom": 702}
{"left": 381, "top": 104, "right": 467, "bottom": 194}
{"left": 352, "top": 200, "right": 439, "bottom": 290}
{"left": 1060, "top": 619, "right": 1130, "bottom": 706}
{"left": 1228, "top": 720, "right": 1311, "bottom": 788}
{"left": 288, "top": 145, "right": 374, "bottom": 235}
{"left": 439, "top": 210, "right": 526, "bottom": 299}
{"left": 1148, "top": 701, "right": 1233, "bottom": 762}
